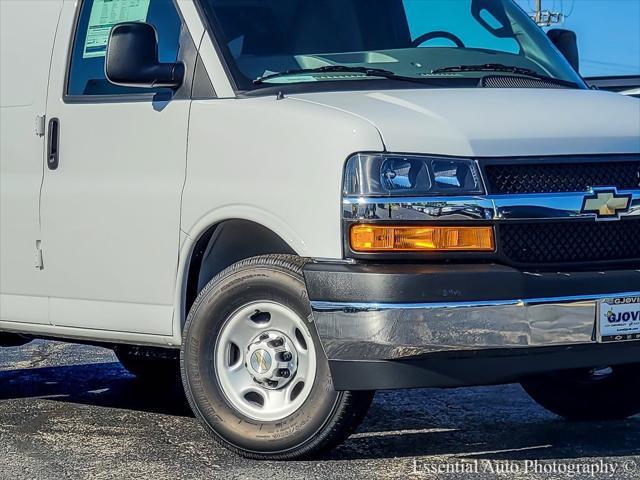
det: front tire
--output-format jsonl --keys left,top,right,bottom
{"left": 180, "top": 255, "right": 373, "bottom": 460}
{"left": 521, "top": 363, "right": 640, "bottom": 421}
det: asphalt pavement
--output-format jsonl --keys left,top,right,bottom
{"left": 0, "top": 340, "right": 638, "bottom": 480}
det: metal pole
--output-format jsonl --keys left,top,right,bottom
{"left": 535, "top": 0, "right": 542, "bottom": 24}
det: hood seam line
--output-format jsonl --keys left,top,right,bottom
{"left": 287, "top": 96, "right": 387, "bottom": 151}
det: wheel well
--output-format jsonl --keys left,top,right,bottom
{"left": 183, "top": 219, "right": 296, "bottom": 327}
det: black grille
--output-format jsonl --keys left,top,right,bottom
{"left": 485, "top": 161, "right": 640, "bottom": 194}
{"left": 500, "top": 220, "right": 640, "bottom": 265}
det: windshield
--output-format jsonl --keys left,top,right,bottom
{"left": 201, "top": 0, "right": 585, "bottom": 91}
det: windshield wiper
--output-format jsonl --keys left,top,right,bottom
{"left": 253, "top": 65, "right": 431, "bottom": 85}
{"left": 431, "top": 63, "right": 578, "bottom": 87}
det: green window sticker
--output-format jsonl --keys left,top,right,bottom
{"left": 83, "top": 0, "right": 151, "bottom": 59}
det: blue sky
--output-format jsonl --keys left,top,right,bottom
{"left": 516, "top": 0, "right": 640, "bottom": 77}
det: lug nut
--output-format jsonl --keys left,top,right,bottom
{"left": 268, "top": 337, "right": 284, "bottom": 348}
{"left": 259, "top": 333, "right": 270, "bottom": 341}
{"left": 280, "top": 351, "right": 292, "bottom": 362}
{"left": 278, "top": 369, "right": 291, "bottom": 378}
{"left": 266, "top": 380, "right": 279, "bottom": 388}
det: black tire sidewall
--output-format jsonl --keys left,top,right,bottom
{"left": 181, "top": 263, "right": 341, "bottom": 455}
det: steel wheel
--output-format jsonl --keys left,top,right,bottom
{"left": 215, "top": 301, "right": 317, "bottom": 422}
{"left": 181, "top": 255, "right": 374, "bottom": 459}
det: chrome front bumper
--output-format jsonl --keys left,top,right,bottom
{"left": 304, "top": 263, "right": 640, "bottom": 389}
{"left": 311, "top": 292, "right": 640, "bottom": 360}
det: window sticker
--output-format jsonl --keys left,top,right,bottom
{"left": 83, "top": 0, "right": 151, "bottom": 59}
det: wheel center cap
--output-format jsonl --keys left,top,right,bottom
{"left": 245, "top": 330, "right": 299, "bottom": 390}
{"left": 250, "top": 349, "right": 272, "bottom": 374}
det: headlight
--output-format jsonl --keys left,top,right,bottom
{"left": 343, "top": 153, "right": 484, "bottom": 197}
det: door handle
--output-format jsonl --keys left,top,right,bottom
{"left": 47, "top": 118, "right": 60, "bottom": 170}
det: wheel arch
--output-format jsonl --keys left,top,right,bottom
{"left": 178, "top": 218, "right": 300, "bottom": 333}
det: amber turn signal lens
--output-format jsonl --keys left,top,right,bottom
{"left": 350, "top": 225, "right": 495, "bottom": 252}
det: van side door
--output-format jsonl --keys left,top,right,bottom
{"left": 0, "top": 0, "right": 63, "bottom": 325}
{"left": 40, "top": 0, "right": 197, "bottom": 335}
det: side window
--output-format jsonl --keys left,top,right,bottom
{"left": 67, "top": 0, "right": 182, "bottom": 97}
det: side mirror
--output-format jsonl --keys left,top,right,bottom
{"left": 547, "top": 29, "right": 580, "bottom": 73}
{"left": 105, "top": 22, "right": 184, "bottom": 89}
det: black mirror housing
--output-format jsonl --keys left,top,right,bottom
{"left": 105, "top": 22, "right": 184, "bottom": 90}
{"left": 547, "top": 29, "right": 580, "bottom": 73}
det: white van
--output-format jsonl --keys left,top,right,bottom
{"left": 1, "top": 0, "right": 639, "bottom": 460}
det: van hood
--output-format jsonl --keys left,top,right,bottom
{"left": 290, "top": 88, "right": 640, "bottom": 157}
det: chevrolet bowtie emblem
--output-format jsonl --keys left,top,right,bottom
{"left": 582, "top": 189, "right": 632, "bottom": 220}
